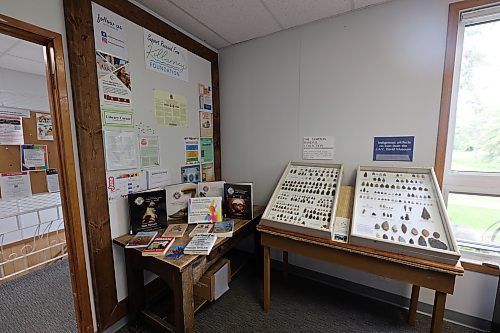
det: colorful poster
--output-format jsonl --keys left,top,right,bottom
{"left": 36, "top": 113, "right": 54, "bottom": 140}
{"left": 92, "top": 2, "right": 128, "bottom": 59}
{"left": 303, "top": 136, "right": 335, "bottom": 160}
{"left": 104, "top": 130, "right": 138, "bottom": 171}
{"left": 181, "top": 164, "right": 201, "bottom": 184}
{"left": 144, "top": 28, "right": 188, "bottom": 81}
{"left": 200, "top": 137, "right": 214, "bottom": 163}
{"left": 198, "top": 83, "right": 212, "bottom": 111}
{"left": 21, "top": 144, "right": 48, "bottom": 171}
{"left": 373, "top": 136, "right": 415, "bottom": 162}
{"left": 201, "top": 163, "right": 215, "bottom": 182}
{"left": 106, "top": 170, "right": 147, "bottom": 201}
{"left": 46, "top": 168, "right": 60, "bottom": 193}
{"left": 184, "top": 137, "right": 199, "bottom": 165}
{"left": 199, "top": 111, "right": 213, "bottom": 137}
{"left": 102, "top": 109, "right": 134, "bottom": 128}
{"left": 154, "top": 90, "right": 187, "bottom": 127}
{"left": 0, "top": 116, "right": 24, "bottom": 145}
{"left": 0, "top": 172, "right": 32, "bottom": 200}
{"left": 139, "top": 135, "right": 160, "bottom": 168}
{"left": 96, "top": 51, "right": 132, "bottom": 110}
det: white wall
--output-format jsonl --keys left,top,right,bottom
{"left": 220, "top": 0, "right": 498, "bottom": 323}
{"left": 0, "top": 0, "right": 96, "bottom": 328}
{"left": 0, "top": 67, "right": 50, "bottom": 112}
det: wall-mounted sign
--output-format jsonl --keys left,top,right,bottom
{"left": 92, "top": 2, "right": 128, "bottom": 59}
{"left": 303, "top": 136, "right": 334, "bottom": 160}
{"left": 373, "top": 136, "right": 415, "bottom": 162}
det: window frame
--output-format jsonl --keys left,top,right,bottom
{"left": 436, "top": 0, "right": 500, "bottom": 258}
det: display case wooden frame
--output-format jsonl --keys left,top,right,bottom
{"left": 350, "top": 166, "right": 460, "bottom": 264}
{"left": 261, "top": 161, "right": 343, "bottom": 239}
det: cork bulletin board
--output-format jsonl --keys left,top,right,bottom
{"left": 0, "top": 111, "right": 59, "bottom": 196}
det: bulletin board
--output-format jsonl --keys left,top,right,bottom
{"left": 0, "top": 111, "right": 59, "bottom": 196}
{"left": 63, "top": 0, "right": 220, "bottom": 330}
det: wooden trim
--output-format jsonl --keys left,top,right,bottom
{"left": 0, "top": 13, "right": 93, "bottom": 333}
{"left": 62, "top": 0, "right": 220, "bottom": 330}
{"left": 435, "top": 0, "right": 500, "bottom": 187}
{"left": 461, "top": 259, "right": 500, "bottom": 276}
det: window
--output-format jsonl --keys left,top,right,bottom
{"left": 438, "top": 1, "right": 500, "bottom": 260}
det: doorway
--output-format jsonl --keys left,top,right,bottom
{"left": 0, "top": 13, "right": 92, "bottom": 333}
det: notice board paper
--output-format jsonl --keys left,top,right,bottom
{"left": 21, "top": 144, "right": 48, "bottom": 171}
{"left": 303, "top": 136, "right": 334, "bottom": 160}
{"left": 154, "top": 90, "right": 187, "bottom": 127}
{"left": 104, "top": 130, "right": 138, "bottom": 171}
{"left": 106, "top": 170, "right": 147, "bottom": 201}
{"left": 0, "top": 172, "right": 32, "bottom": 200}
{"left": 0, "top": 116, "right": 24, "bottom": 145}
{"left": 139, "top": 135, "right": 160, "bottom": 168}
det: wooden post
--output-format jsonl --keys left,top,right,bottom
{"left": 431, "top": 291, "right": 447, "bottom": 333}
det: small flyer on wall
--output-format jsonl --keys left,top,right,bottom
{"left": 0, "top": 172, "right": 32, "bottom": 200}
{"left": 184, "top": 137, "right": 199, "bottom": 165}
{"left": 139, "top": 135, "right": 160, "bottom": 168}
{"left": 96, "top": 51, "right": 132, "bottom": 110}
{"left": 104, "top": 130, "right": 139, "bottom": 171}
{"left": 91, "top": 2, "right": 128, "bottom": 60}
{"left": 200, "top": 137, "right": 214, "bottom": 164}
{"left": 154, "top": 90, "right": 187, "bottom": 127}
{"left": 106, "top": 170, "right": 147, "bottom": 201}
{"left": 144, "top": 28, "right": 189, "bottom": 81}
{"left": 181, "top": 164, "right": 201, "bottom": 184}
{"left": 303, "top": 136, "right": 335, "bottom": 160}
{"left": 102, "top": 109, "right": 134, "bottom": 128}
{"left": 21, "top": 144, "right": 48, "bottom": 171}
{"left": 36, "top": 113, "right": 54, "bottom": 140}
{"left": 146, "top": 168, "right": 170, "bottom": 189}
{"left": 199, "top": 111, "right": 213, "bottom": 137}
{"left": 198, "top": 83, "right": 212, "bottom": 112}
{"left": 0, "top": 107, "right": 30, "bottom": 118}
{"left": 46, "top": 168, "right": 60, "bottom": 193}
{"left": 201, "top": 163, "right": 215, "bottom": 182}
{"left": 0, "top": 116, "right": 24, "bottom": 145}
{"left": 373, "top": 136, "right": 414, "bottom": 162}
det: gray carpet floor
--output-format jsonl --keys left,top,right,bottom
{"left": 0, "top": 259, "right": 77, "bottom": 333}
{"left": 119, "top": 265, "right": 483, "bottom": 333}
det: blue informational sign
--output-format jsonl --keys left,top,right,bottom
{"left": 373, "top": 136, "right": 414, "bottom": 162}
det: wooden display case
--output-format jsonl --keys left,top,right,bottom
{"left": 261, "top": 161, "right": 343, "bottom": 239}
{"left": 350, "top": 166, "right": 460, "bottom": 264}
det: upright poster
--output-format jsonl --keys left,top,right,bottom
{"left": 96, "top": 51, "right": 132, "bottom": 110}
{"left": 0, "top": 116, "right": 24, "bottom": 145}
{"left": 21, "top": 144, "right": 49, "bottom": 171}
{"left": 144, "top": 28, "right": 189, "bottom": 81}
{"left": 199, "top": 111, "right": 213, "bottom": 137}
{"left": 36, "top": 113, "right": 54, "bottom": 140}
{"left": 139, "top": 135, "right": 160, "bottom": 168}
{"left": 154, "top": 90, "right": 187, "bottom": 127}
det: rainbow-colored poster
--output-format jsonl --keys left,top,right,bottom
{"left": 21, "top": 144, "right": 48, "bottom": 171}
{"left": 187, "top": 197, "right": 222, "bottom": 224}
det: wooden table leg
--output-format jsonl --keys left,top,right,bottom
{"left": 124, "top": 249, "right": 144, "bottom": 328}
{"left": 430, "top": 291, "right": 447, "bottom": 333}
{"left": 254, "top": 229, "right": 263, "bottom": 274}
{"left": 172, "top": 266, "right": 194, "bottom": 333}
{"left": 408, "top": 285, "right": 420, "bottom": 325}
{"left": 282, "top": 251, "right": 289, "bottom": 282}
{"left": 263, "top": 246, "right": 270, "bottom": 312}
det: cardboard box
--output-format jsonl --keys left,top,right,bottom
{"left": 194, "top": 258, "right": 231, "bottom": 301}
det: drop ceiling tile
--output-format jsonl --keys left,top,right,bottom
{"left": 137, "top": 0, "right": 230, "bottom": 49}
{"left": 0, "top": 34, "right": 19, "bottom": 54}
{"left": 7, "top": 40, "right": 45, "bottom": 62}
{"left": 353, "top": 0, "right": 393, "bottom": 10}
{"left": 0, "top": 54, "right": 46, "bottom": 75}
{"left": 169, "top": 0, "right": 281, "bottom": 44}
{"left": 262, "top": 0, "right": 352, "bottom": 29}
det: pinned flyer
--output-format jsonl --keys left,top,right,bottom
{"left": 184, "top": 137, "right": 199, "bottom": 165}
{"left": 0, "top": 172, "right": 32, "bottom": 200}
{"left": 36, "top": 113, "right": 54, "bottom": 140}
{"left": 21, "top": 144, "right": 48, "bottom": 171}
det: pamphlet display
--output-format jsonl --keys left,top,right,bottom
{"left": 166, "top": 183, "right": 196, "bottom": 221}
{"left": 223, "top": 183, "right": 253, "bottom": 220}
{"left": 184, "top": 234, "right": 217, "bottom": 255}
{"left": 197, "top": 181, "right": 225, "bottom": 198}
{"left": 188, "top": 197, "right": 222, "bottom": 223}
{"left": 261, "top": 161, "right": 344, "bottom": 239}
{"left": 350, "top": 166, "right": 460, "bottom": 264}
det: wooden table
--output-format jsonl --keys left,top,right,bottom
{"left": 113, "top": 206, "right": 264, "bottom": 333}
{"left": 257, "top": 187, "right": 464, "bottom": 333}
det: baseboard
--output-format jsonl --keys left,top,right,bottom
{"left": 269, "top": 259, "right": 491, "bottom": 332}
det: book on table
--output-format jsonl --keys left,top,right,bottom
{"left": 184, "top": 234, "right": 217, "bottom": 255}
{"left": 223, "top": 182, "right": 253, "bottom": 220}
{"left": 165, "top": 244, "right": 186, "bottom": 260}
{"left": 197, "top": 181, "right": 225, "bottom": 198}
{"left": 141, "top": 236, "right": 175, "bottom": 256}
{"left": 212, "top": 221, "right": 234, "bottom": 237}
{"left": 189, "top": 223, "right": 213, "bottom": 237}
{"left": 125, "top": 231, "right": 158, "bottom": 248}
{"left": 128, "top": 189, "right": 167, "bottom": 234}
{"left": 188, "top": 197, "right": 222, "bottom": 224}
{"left": 166, "top": 183, "right": 196, "bottom": 222}
{"left": 162, "top": 223, "right": 188, "bottom": 237}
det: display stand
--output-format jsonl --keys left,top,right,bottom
{"left": 350, "top": 166, "right": 460, "bottom": 264}
{"left": 260, "top": 161, "right": 343, "bottom": 239}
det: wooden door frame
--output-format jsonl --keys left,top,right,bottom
{"left": 63, "top": 0, "right": 220, "bottom": 330}
{"left": 0, "top": 13, "right": 94, "bottom": 333}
